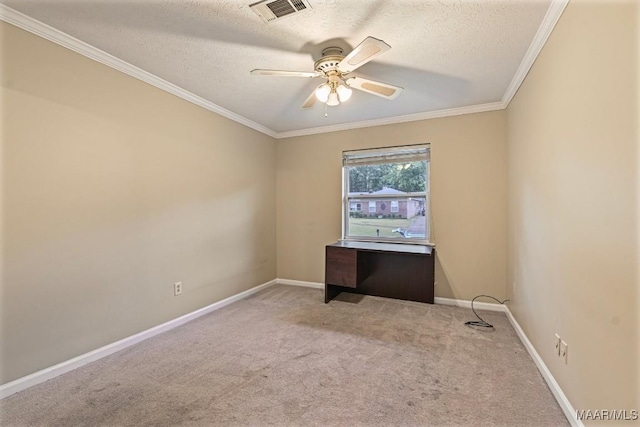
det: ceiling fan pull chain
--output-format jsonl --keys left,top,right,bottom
{"left": 324, "top": 102, "right": 328, "bottom": 117}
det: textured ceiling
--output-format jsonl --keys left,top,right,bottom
{"left": 2, "top": 0, "right": 553, "bottom": 135}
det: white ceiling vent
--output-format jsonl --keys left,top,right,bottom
{"left": 250, "top": 0, "right": 312, "bottom": 23}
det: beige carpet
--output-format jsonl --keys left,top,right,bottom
{"left": 0, "top": 285, "right": 568, "bottom": 426}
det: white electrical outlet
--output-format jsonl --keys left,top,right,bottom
{"left": 560, "top": 340, "right": 568, "bottom": 364}
{"left": 174, "top": 282, "right": 182, "bottom": 296}
{"left": 554, "top": 333, "right": 561, "bottom": 356}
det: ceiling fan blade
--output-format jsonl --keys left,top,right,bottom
{"left": 301, "top": 88, "right": 318, "bottom": 109}
{"left": 250, "top": 69, "right": 319, "bottom": 78}
{"left": 337, "top": 37, "right": 391, "bottom": 74}
{"left": 347, "top": 77, "right": 403, "bottom": 100}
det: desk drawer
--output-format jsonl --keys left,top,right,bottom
{"left": 326, "top": 247, "right": 356, "bottom": 262}
{"left": 325, "top": 247, "right": 357, "bottom": 288}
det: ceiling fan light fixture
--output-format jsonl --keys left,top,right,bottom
{"left": 326, "top": 91, "right": 340, "bottom": 106}
{"left": 315, "top": 84, "right": 331, "bottom": 102}
{"left": 250, "top": 36, "right": 401, "bottom": 111}
{"left": 336, "top": 84, "right": 352, "bottom": 102}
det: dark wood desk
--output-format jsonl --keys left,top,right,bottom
{"left": 324, "top": 241, "right": 435, "bottom": 304}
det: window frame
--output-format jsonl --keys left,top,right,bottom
{"left": 342, "top": 144, "right": 431, "bottom": 245}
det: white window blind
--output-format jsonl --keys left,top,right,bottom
{"left": 343, "top": 145, "right": 430, "bottom": 167}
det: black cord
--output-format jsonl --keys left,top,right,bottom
{"left": 464, "top": 295, "right": 510, "bottom": 328}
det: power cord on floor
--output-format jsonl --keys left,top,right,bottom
{"left": 465, "top": 295, "right": 510, "bottom": 328}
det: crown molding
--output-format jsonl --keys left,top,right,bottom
{"left": 274, "top": 101, "right": 506, "bottom": 139}
{"left": 501, "top": 0, "right": 569, "bottom": 106}
{"left": 274, "top": 0, "right": 568, "bottom": 139}
{"left": 1, "top": 0, "right": 567, "bottom": 140}
{"left": 0, "top": 4, "right": 278, "bottom": 138}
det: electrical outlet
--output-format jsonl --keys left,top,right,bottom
{"left": 560, "top": 340, "right": 568, "bottom": 364}
{"left": 554, "top": 333, "right": 561, "bottom": 356}
{"left": 174, "top": 282, "right": 182, "bottom": 296}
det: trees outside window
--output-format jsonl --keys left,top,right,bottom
{"left": 343, "top": 145, "right": 430, "bottom": 243}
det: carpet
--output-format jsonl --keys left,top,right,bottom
{"left": 0, "top": 285, "right": 568, "bottom": 426}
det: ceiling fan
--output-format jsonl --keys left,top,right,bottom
{"left": 250, "top": 36, "right": 403, "bottom": 109}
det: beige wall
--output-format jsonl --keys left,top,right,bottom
{"left": 507, "top": 0, "right": 639, "bottom": 414}
{"left": 4, "top": 1, "right": 637, "bottom": 415}
{"left": 277, "top": 111, "right": 508, "bottom": 301}
{"left": 0, "top": 22, "right": 277, "bottom": 384}
{"left": 637, "top": 0, "right": 640, "bottom": 411}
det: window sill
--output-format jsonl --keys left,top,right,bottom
{"left": 342, "top": 237, "right": 435, "bottom": 247}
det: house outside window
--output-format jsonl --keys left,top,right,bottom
{"left": 343, "top": 144, "right": 430, "bottom": 244}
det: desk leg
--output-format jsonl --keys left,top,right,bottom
{"left": 324, "top": 284, "right": 342, "bottom": 303}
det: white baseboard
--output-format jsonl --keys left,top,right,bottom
{"left": 504, "top": 306, "right": 582, "bottom": 427}
{"left": 277, "top": 279, "right": 506, "bottom": 312}
{"left": 433, "top": 296, "right": 506, "bottom": 312}
{"left": 0, "top": 278, "right": 278, "bottom": 400}
{"left": 2, "top": 277, "right": 578, "bottom": 427}
{"left": 276, "top": 278, "right": 324, "bottom": 289}
{"left": 280, "top": 278, "right": 577, "bottom": 426}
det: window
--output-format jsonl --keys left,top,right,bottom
{"left": 343, "top": 144, "right": 430, "bottom": 243}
